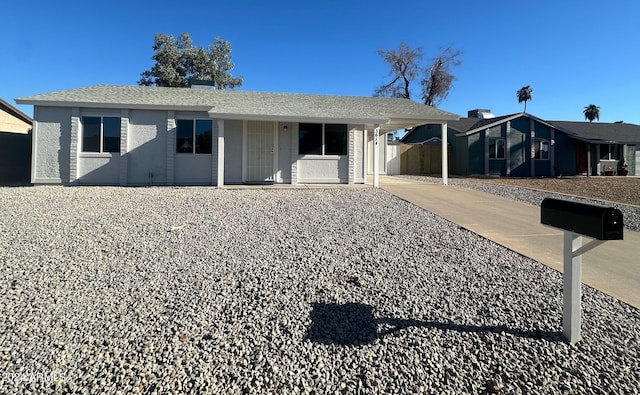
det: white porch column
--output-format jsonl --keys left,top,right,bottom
{"left": 550, "top": 128, "right": 556, "bottom": 177}
{"left": 441, "top": 122, "right": 448, "bottom": 185}
{"left": 373, "top": 127, "right": 380, "bottom": 188}
{"left": 217, "top": 119, "right": 225, "bottom": 188}
{"left": 530, "top": 118, "right": 536, "bottom": 177}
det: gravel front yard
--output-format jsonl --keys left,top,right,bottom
{"left": 1, "top": 186, "right": 639, "bottom": 394}
{"left": 459, "top": 176, "right": 640, "bottom": 207}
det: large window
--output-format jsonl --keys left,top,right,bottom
{"left": 177, "top": 119, "right": 212, "bottom": 154}
{"left": 488, "top": 138, "right": 505, "bottom": 159}
{"left": 298, "top": 123, "right": 347, "bottom": 155}
{"left": 82, "top": 116, "right": 121, "bottom": 153}
{"left": 600, "top": 144, "right": 620, "bottom": 160}
{"left": 534, "top": 139, "right": 550, "bottom": 160}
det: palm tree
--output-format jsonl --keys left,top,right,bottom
{"left": 517, "top": 85, "right": 533, "bottom": 112}
{"left": 583, "top": 104, "right": 600, "bottom": 122}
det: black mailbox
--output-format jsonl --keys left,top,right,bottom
{"left": 541, "top": 198, "right": 623, "bottom": 240}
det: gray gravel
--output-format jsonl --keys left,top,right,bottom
{"left": 1, "top": 186, "right": 639, "bottom": 394}
{"left": 399, "top": 175, "right": 640, "bottom": 233}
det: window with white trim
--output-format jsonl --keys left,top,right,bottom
{"left": 176, "top": 119, "right": 213, "bottom": 154}
{"left": 534, "top": 139, "right": 550, "bottom": 160}
{"left": 488, "top": 138, "right": 505, "bottom": 159}
{"left": 298, "top": 123, "right": 347, "bottom": 156}
{"left": 82, "top": 116, "right": 121, "bottom": 153}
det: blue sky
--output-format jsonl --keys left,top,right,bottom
{"left": 3, "top": 0, "right": 639, "bottom": 124}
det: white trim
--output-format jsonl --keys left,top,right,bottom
{"left": 30, "top": 109, "right": 38, "bottom": 184}
{"left": 373, "top": 127, "right": 380, "bottom": 188}
{"left": 297, "top": 177, "right": 347, "bottom": 183}
{"left": 33, "top": 178, "right": 62, "bottom": 184}
{"left": 242, "top": 120, "right": 247, "bottom": 183}
{"left": 441, "top": 122, "right": 448, "bottom": 185}
{"left": 79, "top": 152, "right": 117, "bottom": 158}
{"left": 208, "top": 112, "right": 389, "bottom": 125}
{"left": 217, "top": 119, "right": 225, "bottom": 188}
{"left": 506, "top": 121, "right": 511, "bottom": 176}
{"left": 273, "top": 122, "right": 278, "bottom": 183}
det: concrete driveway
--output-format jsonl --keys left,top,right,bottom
{"left": 379, "top": 176, "right": 640, "bottom": 309}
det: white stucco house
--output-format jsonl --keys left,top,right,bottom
{"left": 16, "top": 85, "right": 458, "bottom": 186}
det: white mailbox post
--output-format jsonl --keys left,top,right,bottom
{"left": 541, "top": 198, "right": 624, "bottom": 344}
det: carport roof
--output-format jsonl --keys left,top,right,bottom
{"left": 16, "top": 85, "right": 459, "bottom": 132}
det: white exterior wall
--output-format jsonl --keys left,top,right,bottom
{"left": 278, "top": 122, "right": 292, "bottom": 183}
{"left": 77, "top": 156, "right": 120, "bottom": 184}
{"left": 224, "top": 120, "right": 243, "bottom": 184}
{"left": 350, "top": 126, "right": 365, "bottom": 183}
{"left": 173, "top": 111, "right": 215, "bottom": 185}
{"left": 296, "top": 123, "right": 364, "bottom": 183}
{"left": 366, "top": 132, "right": 387, "bottom": 175}
{"left": 32, "top": 106, "right": 70, "bottom": 184}
{"left": 31, "top": 106, "right": 370, "bottom": 186}
{"left": 386, "top": 144, "right": 401, "bottom": 175}
{"left": 128, "top": 110, "right": 167, "bottom": 185}
{"left": 76, "top": 109, "right": 121, "bottom": 185}
{"left": 297, "top": 157, "right": 349, "bottom": 183}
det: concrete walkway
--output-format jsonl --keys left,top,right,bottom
{"left": 379, "top": 176, "right": 640, "bottom": 309}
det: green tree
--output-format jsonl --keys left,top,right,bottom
{"left": 516, "top": 85, "right": 533, "bottom": 112}
{"left": 139, "top": 33, "right": 243, "bottom": 88}
{"left": 583, "top": 104, "right": 600, "bottom": 122}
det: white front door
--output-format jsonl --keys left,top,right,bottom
{"left": 246, "top": 121, "right": 276, "bottom": 183}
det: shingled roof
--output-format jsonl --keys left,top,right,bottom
{"left": 16, "top": 85, "right": 459, "bottom": 132}
{"left": 549, "top": 120, "right": 640, "bottom": 144}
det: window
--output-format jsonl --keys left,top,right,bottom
{"left": 298, "top": 123, "right": 347, "bottom": 155}
{"left": 489, "top": 138, "right": 505, "bottom": 159}
{"left": 82, "top": 116, "right": 121, "bottom": 153}
{"left": 325, "top": 124, "right": 347, "bottom": 155}
{"left": 600, "top": 144, "right": 620, "bottom": 160}
{"left": 298, "top": 123, "right": 323, "bottom": 155}
{"left": 534, "top": 139, "right": 550, "bottom": 160}
{"left": 177, "top": 119, "right": 212, "bottom": 154}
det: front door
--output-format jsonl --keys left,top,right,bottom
{"left": 246, "top": 121, "right": 275, "bottom": 183}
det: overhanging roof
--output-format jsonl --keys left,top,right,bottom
{"left": 0, "top": 98, "right": 32, "bottom": 125}
{"left": 16, "top": 85, "right": 459, "bottom": 132}
{"left": 549, "top": 120, "right": 640, "bottom": 144}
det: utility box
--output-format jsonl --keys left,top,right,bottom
{"left": 541, "top": 198, "right": 623, "bottom": 240}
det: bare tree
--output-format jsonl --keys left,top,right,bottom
{"left": 421, "top": 46, "right": 463, "bottom": 107}
{"left": 374, "top": 42, "right": 462, "bottom": 107}
{"left": 374, "top": 42, "right": 423, "bottom": 100}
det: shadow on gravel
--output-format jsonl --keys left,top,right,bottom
{"left": 306, "top": 302, "right": 563, "bottom": 346}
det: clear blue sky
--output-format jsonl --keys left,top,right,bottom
{"left": 3, "top": 0, "right": 639, "bottom": 124}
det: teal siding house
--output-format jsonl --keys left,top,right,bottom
{"left": 403, "top": 110, "right": 640, "bottom": 177}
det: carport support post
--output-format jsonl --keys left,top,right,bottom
{"left": 373, "top": 127, "right": 380, "bottom": 188}
{"left": 441, "top": 122, "right": 448, "bottom": 185}
{"left": 563, "top": 231, "right": 582, "bottom": 344}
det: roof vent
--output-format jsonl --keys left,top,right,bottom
{"left": 467, "top": 109, "right": 495, "bottom": 119}
{"left": 189, "top": 79, "right": 217, "bottom": 89}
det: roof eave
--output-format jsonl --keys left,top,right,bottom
{"left": 15, "top": 99, "right": 212, "bottom": 112}
{"left": 208, "top": 111, "right": 389, "bottom": 125}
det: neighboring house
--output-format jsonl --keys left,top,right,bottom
{"left": 403, "top": 110, "right": 640, "bottom": 177}
{"left": 16, "top": 85, "right": 458, "bottom": 186}
{"left": 0, "top": 98, "right": 33, "bottom": 185}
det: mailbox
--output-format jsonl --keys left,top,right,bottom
{"left": 541, "top": 198, "right": 623, "bottom": 240}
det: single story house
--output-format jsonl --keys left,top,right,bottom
{"left": 402, "top": 110, "right": 640, "bottom": 177}
{"left": 16, "top": 84, "right": 458, "bottom": 186}
{"left": 0, "top": 98, "right": 33, "bottom": 185}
